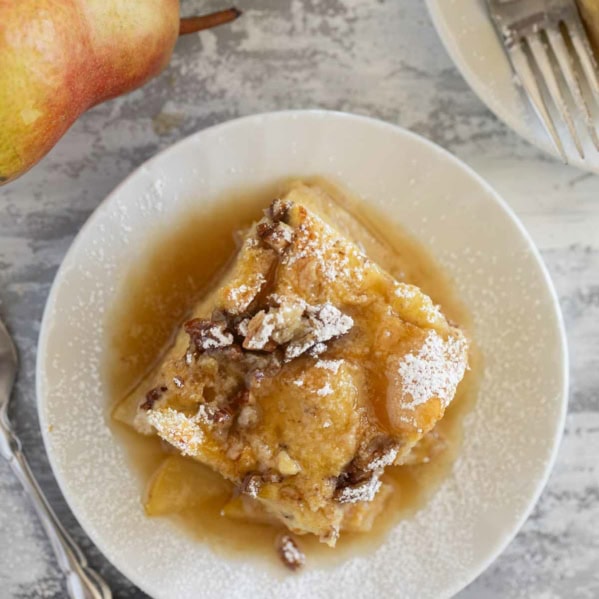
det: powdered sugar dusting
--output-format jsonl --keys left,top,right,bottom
{"left": 243, "top": 311, "right": 277, "bottom": 350}
{"left": 283, "top": 211, "right": 366, "bottom": 284}
{"left": 204, "top": 326, "right": 233, "bottom": 349}
{"left": 395, "top": 284, "right": 417, "bottom": 300}
{"left": 366, "top": 446, "right": 399, "bottom": 471}
{"left": 423, "top": 302, "right": 443, "bottom": 324}
{"left": 336, "top": 476, "right": 382, "bottom": 504}
{"left": 224, "top": 272, "right": 267, "bottom": 313}
{"left": 317, "top": 382, "right": 334, "bottom": 396}
{"left": 397, "top": 331, "right": 468, "bottom": 410}
{"left": 315, "top": 359, "right": 344, "bottom": 373}
{"left": 147, "top": 409, "right": 204, "bottom": 456}
{"left": 244, "top": 476, "right": 261, "bottom": 499}
{"left": 37, "top": 113, "right": 567, "bottom": 599}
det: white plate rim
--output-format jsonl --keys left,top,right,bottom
{"left": 425, "top": 0, "right": 598, "bottom": 173}
{"left": 36, "top": 109, "right": 569, "bottom": 598}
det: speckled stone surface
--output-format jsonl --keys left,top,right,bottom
{"left": 0, "top": 1, "right": 597, "bottom": 598}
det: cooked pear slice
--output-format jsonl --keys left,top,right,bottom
{"left": 144, "top": 455, "right": 231, "bottom": 516}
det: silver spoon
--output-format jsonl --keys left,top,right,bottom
{"left": 0, "top": 318, "right": 111, "bottom": 599}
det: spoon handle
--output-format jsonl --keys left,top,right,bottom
{"left": 1, "top": 426, "right": 111, "bottom": 599}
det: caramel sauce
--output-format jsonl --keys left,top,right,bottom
{"left": 105, "top": 179, "right": 481, "bottom": 570}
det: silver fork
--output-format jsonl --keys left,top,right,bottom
{"left": 488, "top": 0, "right": 599, "bottom": 161}
{"left": 0, "top": 318, "right": 111, "bottom": 599}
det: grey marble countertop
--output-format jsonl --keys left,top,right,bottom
{"left": 0, "top": 1, "right": 597, "bottom": 597}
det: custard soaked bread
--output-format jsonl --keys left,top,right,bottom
{"left": 116, "top": 183, "right": 469, "bottom": 545}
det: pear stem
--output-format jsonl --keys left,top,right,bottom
{"left": 179, "top": 8, "right": 241, "bottom": 35}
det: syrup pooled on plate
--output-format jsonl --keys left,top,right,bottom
{"left": 105, "top": 179, "right": 480, "bottom": 570}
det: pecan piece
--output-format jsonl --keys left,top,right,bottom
{"left": 196, "top": 403, "right": 234, "bottom": 425}
{"left": 242, "top": 310, "right": 279, "bottom": 351}
{"left": 240, "top": 297, "right": 306, "bottom": 352}
{"left": 140, "top": 385, "right": 167, "bottom": 411}
{"left": 276, "top": 534, "right": 305, "bottom": 571}
{"left": 334, "top": 472, "right": 382, "bottom": 504}
{"left": 240, "top": 470, "right": 282, "bottom": 498}
{"left": 257, "top": 220, "right": 294, "bottom": 252}
{"left": 212, "top": 407, "right": 234, "bottom": 423}
{"left": 354, "top": 436, "right": 400, "bottom": 472}
{"left": 333, "top": 437, "right": 398, "bottom": 504}
{"left": 268, "top": 198, "right": 293, "bottom": 223}
{"left": 284, "top": 302, "right": 353, "bottom": 361}
{"left": 236, "top": 317, "right": 250, "bottom": 337}
{"left": 184, "top": 318, "right": 234, "bottom": 352}
{"left": 240, "top": 473, "right": 263, "bottom": 498}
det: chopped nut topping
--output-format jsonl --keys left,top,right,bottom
{"left": 276, "top": 534, "right": 305, "bottom": 571}
{"left": 242, "top": 310, "right": 277, "bottom": 351}
{"left": 212, "top": 407, "right": 234, "bottom": 423}
{"left": 239, "top": 470, "right": 282, "bottom": 498}
{"left": 184, "top": 318, "right": 234, "bottom": 353}
{"left": 354, "top": 436, "right": 400, "bottom": 472}
{"left": 140, "top": 386, "right": 167, "bottom": 411}
{"left": 276, "top": 450, "right": 301, "bottom": 476}
{"left": 196, "top": 403, "right": 233, "bottom": 425}
{"left": 257, "top": 220, "right": 294, "bottom": 252}
{"left": 241, "top": 473, "right": 262, "bottom": 498}
{"left": 334, "top": 473, "right": 382, "bottom": 504}
{"left": 284, "top": 302, "right": 353, "bottom": 361}
{"left": 241, "top": 297, "right": 304, "bottom": 350}
{"left": 333, "top": 437, "right": 398, "bottom": 505}
{"left": 236, "top": 318, "right": 250, "bottom": 337}
{"left": 268, "top": 198, "right": 293, "bottom": 223}
{"left": 238, "top": 296, "right": 353, "bottom": 362}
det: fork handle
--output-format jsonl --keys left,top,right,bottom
{"left": 3, "top": 429, "right": 111, "bottom": 599}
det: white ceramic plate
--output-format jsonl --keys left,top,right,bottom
{"left": 37, "top": 111, "right": 568, "bottom": 599}
{"left": 426, "top": 0, "right": 599, "bottom": 173}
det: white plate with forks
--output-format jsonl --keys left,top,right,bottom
{"left": 427, "top": 0, "right": 599, "bottom": 172}
{"left": 37, "top": 110, "right": 568, "bottom": 598}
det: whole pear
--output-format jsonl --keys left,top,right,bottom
{"left": 0, "top": 2, "right": 239, "bottom": 185}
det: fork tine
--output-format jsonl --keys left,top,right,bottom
{"left": 508, "top": 41, "right": 567, "bottom": 161}
{"left": 527, "top": 34, "right": 584, "bottom": 159}
{"left": 547, "top": 29, "right": 599, "bottom": 152}
{"left": 567, "top": 17, "right": 599, "bottom": 108}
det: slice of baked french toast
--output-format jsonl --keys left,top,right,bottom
{"left": 118, "top": 184, "right": 469, "bottom": 545}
